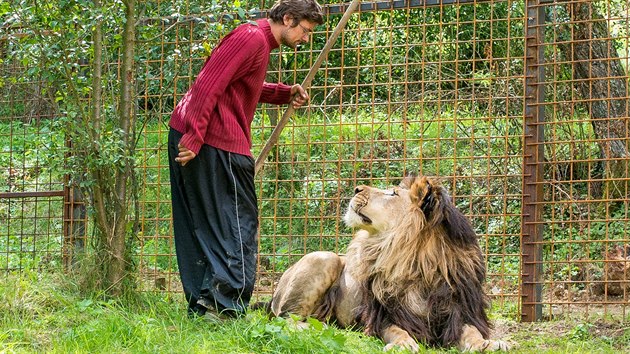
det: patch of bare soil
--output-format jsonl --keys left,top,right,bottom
{"left": 491, "top": 316, "right": 630, "bottom": 352}
{"left": 138, "top": 268, "right": 183, "bottom": 292}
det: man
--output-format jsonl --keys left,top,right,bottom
{"left": 168, "top": 0, "right": 324, "bottom": 318}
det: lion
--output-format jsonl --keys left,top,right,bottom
{"left": 264, "top": 175, "right": 510, "bottom": 352}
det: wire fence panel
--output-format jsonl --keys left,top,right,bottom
{"left": 0, "top": 52, "right": 67, "bottom": 273}
{"left": 0, "top": 0, "right": 628, "bottom": 322}
{"left": 534, "top": 0, "right": 630, "bottom": 321}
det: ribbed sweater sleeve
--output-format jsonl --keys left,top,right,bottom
{"left": 260, "top": 82, "right": 293, "bottom": 105}
{"left": 177, "top": 32, "right": 263, "bottom": 154}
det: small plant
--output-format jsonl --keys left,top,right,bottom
{"left": 570, "top": 323, "right": 594, "bottom": 341}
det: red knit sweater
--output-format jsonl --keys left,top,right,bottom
{"left": 169, "top": 19, "right": 293, "bottom": 157}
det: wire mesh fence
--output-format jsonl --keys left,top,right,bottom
{"left": 1, "top": 0, "right": 628, "bottom": 322}
{"left": 0, "top": 49, "right": 67, "bottom": 272}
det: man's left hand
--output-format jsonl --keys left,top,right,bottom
{"left": 290, "top": 84, "right": 310, "bottom": 109}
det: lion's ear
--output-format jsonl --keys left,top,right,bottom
{"left": 407, "top": 176, "right": 426, "bottom": 207}
{"left": 409, "top": 176, "right": 440, "bottom": 218}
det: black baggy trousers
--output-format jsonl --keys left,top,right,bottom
{"left": 168, "top": 128, "right": 258, "bottom": 316}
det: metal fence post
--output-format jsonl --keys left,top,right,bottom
{"left": 521, "top": 0, "right": 546, "bottom": 322}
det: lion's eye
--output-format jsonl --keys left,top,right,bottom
{"left": 388, "top": 189, "right": 399, "bottom": 197}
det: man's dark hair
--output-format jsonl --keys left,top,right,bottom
{"left": 268, "top": 0, "right": 324, "bottom": 26}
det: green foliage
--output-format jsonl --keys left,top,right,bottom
{"left": 245, "top": 315, "right": 349, "bottom": 352}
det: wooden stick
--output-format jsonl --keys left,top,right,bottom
{"left": 255, "top": 0, "right": 361, "bottom": 175}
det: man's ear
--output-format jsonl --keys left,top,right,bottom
{"left": 283, "top": 14, "right": 293, "bottom": 26}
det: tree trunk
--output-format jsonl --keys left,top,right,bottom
{"left": 105, "top": 0, "right": 137, "bottom": 296}
{"left": 569, "top": 2, "right": 629, "bottom": 198}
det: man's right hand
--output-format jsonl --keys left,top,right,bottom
{"left": 175, "top": 144, "right": 196, "bottom": 166}
{"left": 290, "top": 84, "right": 310, "bottom": 109}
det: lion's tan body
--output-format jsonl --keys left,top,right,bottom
{"left": 269, "top": 176, "right": 510, "bottom": 352}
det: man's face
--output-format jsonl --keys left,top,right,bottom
{"left": 281, "top": 16, "right": 316, "bottom": 48}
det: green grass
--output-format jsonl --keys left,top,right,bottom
{"left": 0, "top": 270, "right": 385, "bottom": 354}
{"left": 1, "top": 270, "right": 629, "bottom": 354}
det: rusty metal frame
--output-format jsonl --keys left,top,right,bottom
{"left": 521, "top": 0, "right": 546, "bottom": 322}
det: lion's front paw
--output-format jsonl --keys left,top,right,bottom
{"left": 483, "top": 339, "right": 511, "bottom": 351}
{"left": 460, "top": 324, "right": 512, "bottom": 352}
{"left": 383, "top": 337, "right": 419, "bottom": 353}
{"left": 381, "top": 325, "right": 420, "bottom": 352}
{"left": 464, "top": 339, "right": 511, "bottom": 352}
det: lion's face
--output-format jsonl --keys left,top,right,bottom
{"left": 343, "top": 176, "right": 444, "bottom": 235}
{"left": 343, "top": 180, "right": 414, "bottom": 234}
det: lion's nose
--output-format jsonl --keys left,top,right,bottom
{"left": 354, "top": 186, "right": 365, "bottom": 195}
